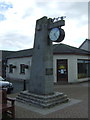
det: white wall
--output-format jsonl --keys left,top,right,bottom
{"left": 53, "top": 54, "right": 77, "bottom": 83}
{"left": 53, "top": 54, "right": 90, "bottom": 83}
{"left": 6, "top": 57, "right": 32, "bottom": 81}
{"left": 6, "top": 54, "right": 90, "bottom": 83}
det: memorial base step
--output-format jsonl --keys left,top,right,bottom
{"left": 16, "top": 90, "right": 70, "bottom": 108}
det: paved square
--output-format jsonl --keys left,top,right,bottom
{"left": 16, "top": 98, "right": 81, "bottom": 115}
{"left": 8, "top": 81, "right": 88, "bottom": 118}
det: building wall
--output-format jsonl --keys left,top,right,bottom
{"left": 6, "top": 57, "right": 32, "bottom": 81}
{"left": 53, "top": 54, "right": 76, "bottom": 83}
{"left": 53, "top": 54, "right": 90, "bottom": 83}
{"left": 6, "top": 54, "right": 90, "bottom": 83}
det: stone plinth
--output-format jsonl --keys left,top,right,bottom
{"left": 29, "top": 16, "right": 54, "bottom": 95}
{"left": 16, "top": 91, "right": 69, "bottom": 108}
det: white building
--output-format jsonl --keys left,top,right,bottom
{"left": 0, "top": 50, "right": 14, "bottom": 78}
{"left": 6, "top": 43, "right": 90, "bottom": 83}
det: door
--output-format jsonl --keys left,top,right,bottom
{"left": 57, "top": 59, "right": 68, "bottom": 82}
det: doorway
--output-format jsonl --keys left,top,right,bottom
{"left": 57, "top": 59, "right": 68, "bottom": 83}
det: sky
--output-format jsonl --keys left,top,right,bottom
{"left": 0, "top": 0, "right": 89, "bottom": 51}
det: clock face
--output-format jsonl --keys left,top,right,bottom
{"left": 49, "top": 28, "right": 60, "bottom": 41}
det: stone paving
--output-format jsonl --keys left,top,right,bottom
{"left": 8, "top": 81, "right": 89, "bottom": 118}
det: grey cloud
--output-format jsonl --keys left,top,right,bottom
{"left": 88, "top": 2, "right": 90, "bottom": 24}
{"left": 22, "top": 1, "right": 50, "bottom": 19}
{"left": 22, "top": 8, "right": 34, "bottom": 19}
{"left": 35, "top": 2, "right": 88, "bottom": 20}
{"left": 1, "top": 33, "right": 33, "bottom": 50}
{"left": 55, "top": 2, "right": 88, "bottom": 19}
{"left": 62, "top": 2, "right": 88, "bottom": 27}
{"left": 35, "top": 1, "right": 49, "bottom": 8}
{"left": 69, "top": 2, "right": 88, "bottom": 15}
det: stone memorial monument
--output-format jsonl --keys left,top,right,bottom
{"left": 16, "top": 16, "right": 69, "bottom": 108}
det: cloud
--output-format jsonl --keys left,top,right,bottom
{"left": 0, "top": 1, "right": 13, "bottom": 12}
{"left": 0, "top": 13, "right": 6, "bottom": 21}
{"left": 0, "top": 1, "right": 13, "bottom": 21}
{"left": 0, "top": 0, "right": 88, "bottom": 51}
{"left": 64, "top": 18, "right": 88, "bottom": 47}
{"left": 0, "top": 33, "right": 33, "bottom": 50}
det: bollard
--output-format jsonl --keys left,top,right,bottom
{"left": 23, "top": 80, "right": 26, "bottom": 91}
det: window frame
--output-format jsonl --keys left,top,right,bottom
{"left": 9, "top": 64, "right": 13, "bottom": 73}
{"left": 77, "top": 59, "right": 90, "bottom": 79}
{"left": 20, "top": 64, "right": 25, "bottom": 74}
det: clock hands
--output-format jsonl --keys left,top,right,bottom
{"left": 54, "top": 30, "right": 60, "bottom": 39}
{"left": 49, "top": 28, "right": 60, "bottom": 41}
{"left": 54, "top": 33, "right": 57, "bottom": 39}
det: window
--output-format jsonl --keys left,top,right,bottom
{"left": 77, "top": 59, "right": 90, "bottom": 79}
{"left": 9, "top": 64, "right": 13, "bottom": 73}
{"left": 20, "top": 64, "right": 25, "bottom": 74}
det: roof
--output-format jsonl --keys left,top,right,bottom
{"left": 6, "top": 43, "right": 90, "bottom": 59}
{"left": 53, "top": 43, "right": 90, "bottom": 55}
{"left": 0, "top": 50, "right": 15, "bottom": 59}
{"left": 6, "top": 48, "right": 33, "bottom": 59}
{"left": 79, "top": 39, "right": 90, "bottom": 48}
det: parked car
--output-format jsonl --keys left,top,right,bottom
{"left": 0, "top": 76, "right": 13, "bottom": 93}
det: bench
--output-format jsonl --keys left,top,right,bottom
{"left": 0, "top": 89, "right": 15, "bottom": 119}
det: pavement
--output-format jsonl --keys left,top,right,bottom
{"left": 8, "top": 81, "right": 89, "bottom": 119}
